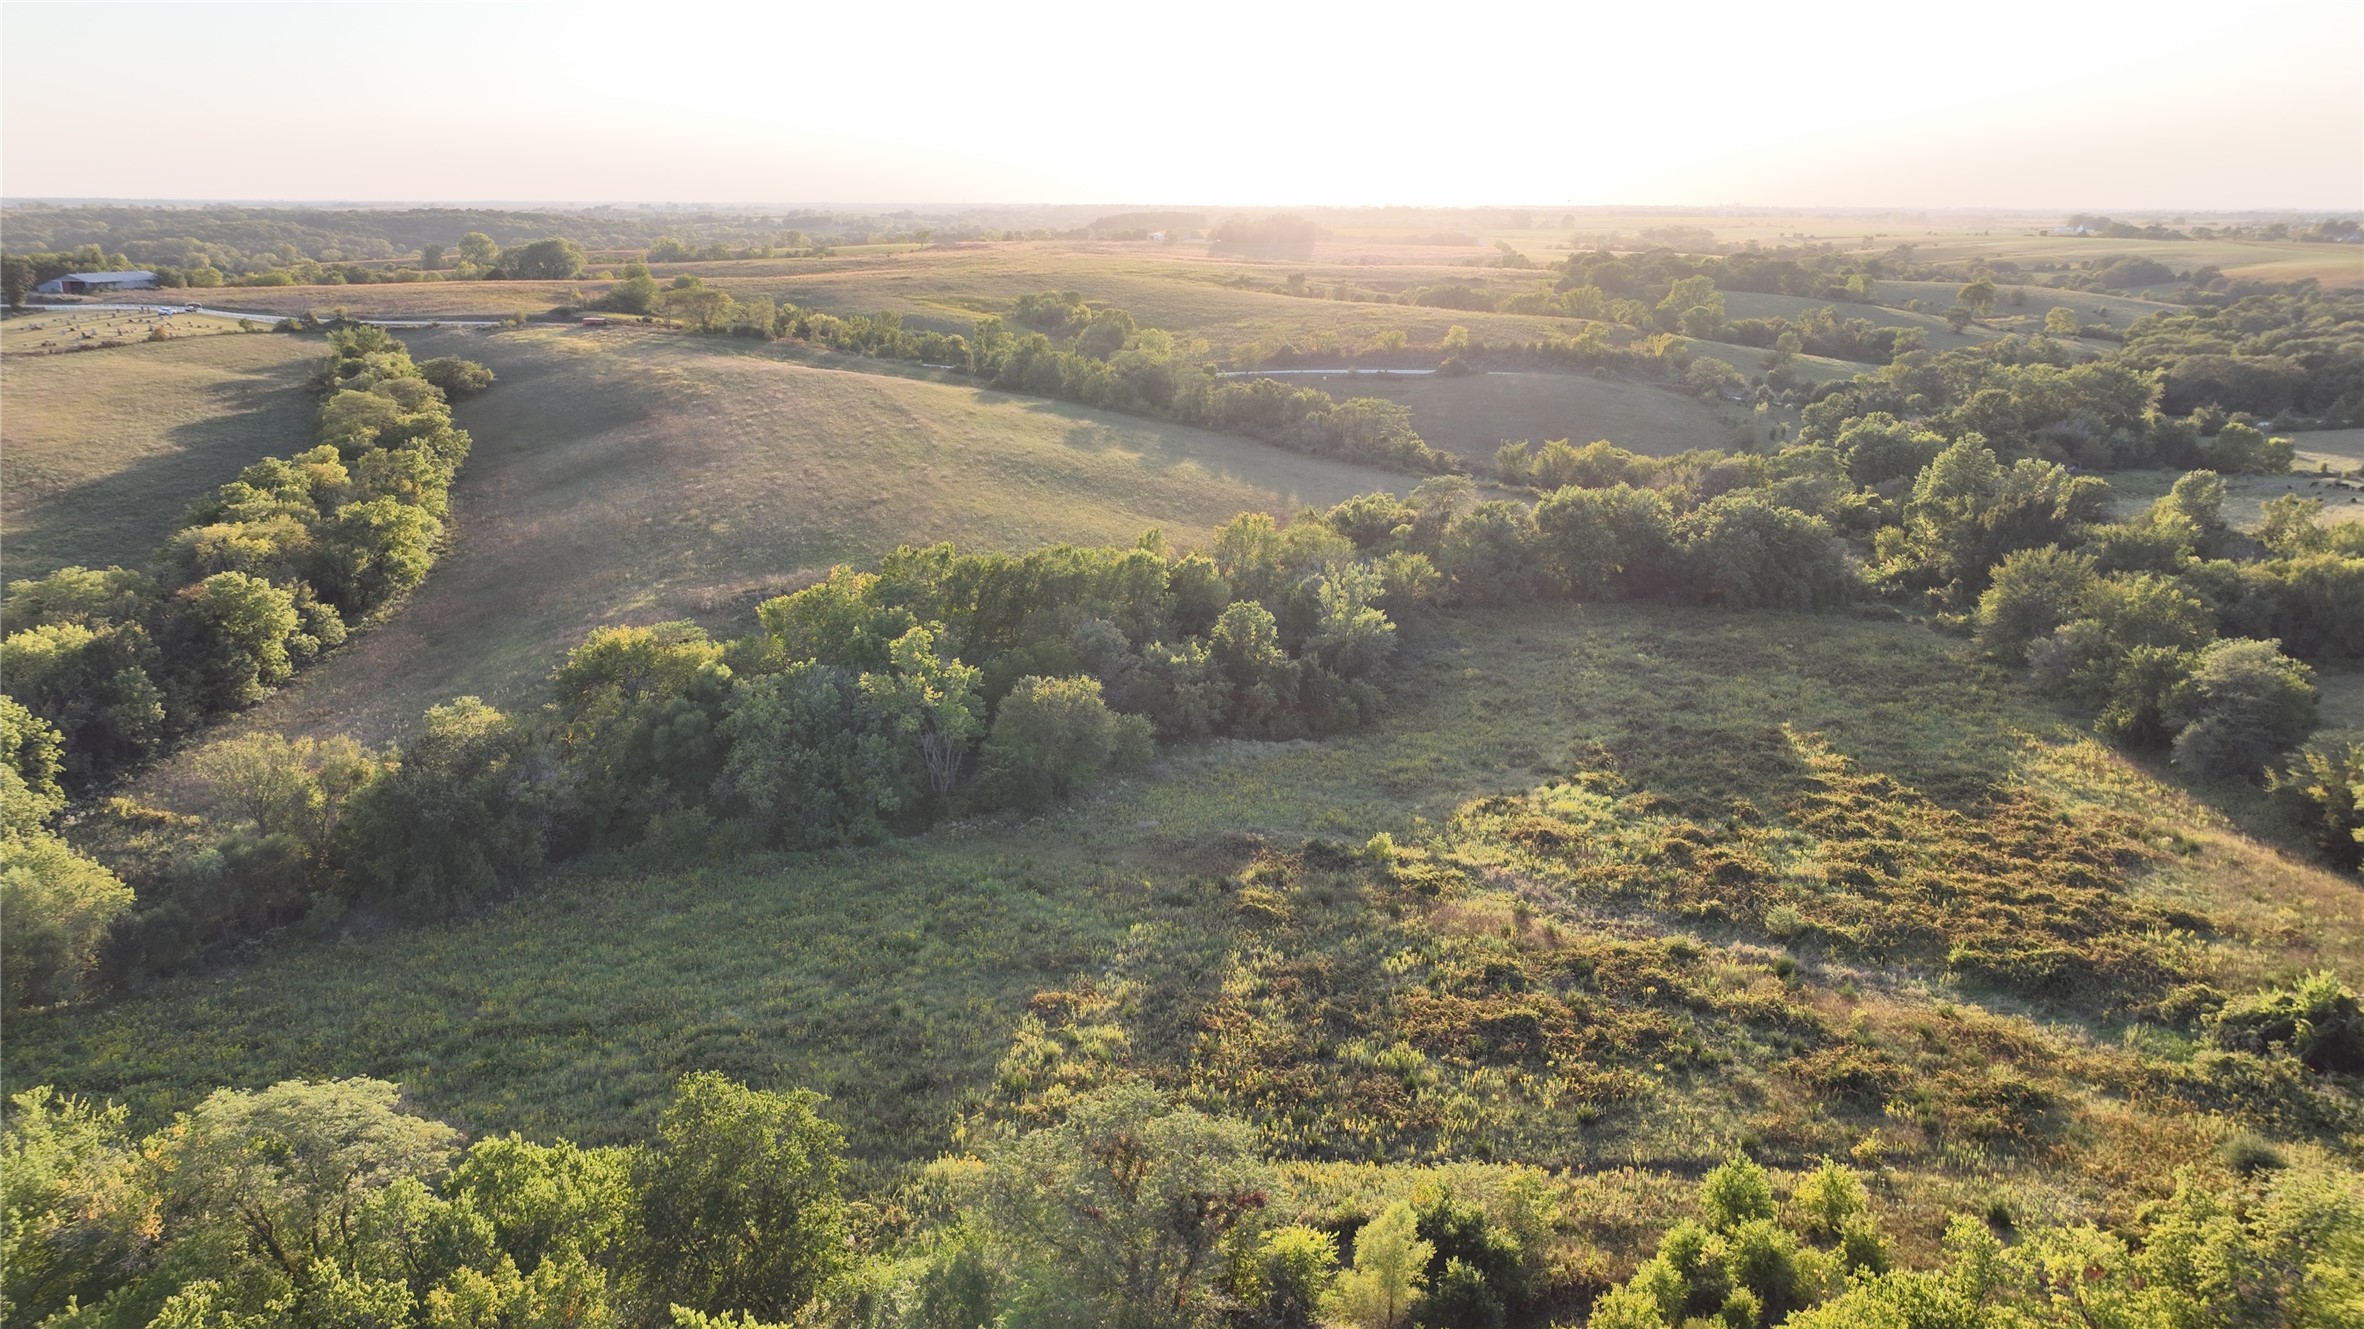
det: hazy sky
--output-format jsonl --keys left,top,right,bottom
{"left": 5, "top": 1, "right": 2358, "bottom": 210}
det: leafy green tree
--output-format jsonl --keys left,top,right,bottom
{"left": 757, "top": 567, "right": 919, "bottom": 671}
{"left": 447, "top": 1133, "right": 632, "bottom": 1276}
{"left": 976, "top": 1082, "right": 1269, "bottom": 1328}
{"left": 864, "top": 626, "right": 986, "bottom": 799}
{"left": 185, "top": 731, "right": 379, "bottom": 858}
{"left": 167, "top": 571, "right": 304, "bottom": 714}
{"left": 1955, "top": 279, "right": 1996, "bottom": 318}
{"left": 604, "top": 260, "right": 661, "bottom": 314}
{"left": 499, "top": 236, "right": 586, "bottom": 280}
{"left": 456, "top": 232, "right": 500, "bottom": 267}
{"left": 161, "top": 1078, "right": 462, "bottom": 1303}
{"left": 1323, "top": 1202, "right": 1432, "bottom": 1329}
{"left": 716, "top": 662, "right": 917, "bottom": 847}
{"left": 1, "top": 1087, "right": 153, "bottom": 1324}
{"left": 2200, "top": 421, "right": 2296, "bottom": 476}
{"left": 2165, "top": 638, "right": 2317, "bottom": 778}
{"left": 1700, "top": 1155, "right": 1777, "bottom": 1231}
{"left": 547, "top": 622, "right": 734, "bottom": 847}
{"left": 979, "top": 675, "right": 1152, "bottom": 809}
{"left": 2044, "top": 305, "right": 2081, "bottom": 336}
{"left": 1234, "top": 1224, "right": 1339, "bottom": 1328}
{"left": 0, "top": 697, "right": 66, "bottom": 837}
{"left": 1678, "top": 494, "right": 1852, "bottom": 610}
{"left": 630, "top": 1073, "right": 852, "bottom": 1322}
{"left": 1439, "top": 502, "right": 1547, "bottom": 605}
{"left": 2, "top": 830, "right": 133, "bottom": 1008}
{"left": 1973, "top": 546, "right": 2099, "bottom": 663}
{"left": 335, "top": 697, "right": 550, "bottom": 913}
{"left": 2, "top": 254, "right": 35, "bottom": 308}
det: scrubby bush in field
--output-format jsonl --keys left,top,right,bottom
{"left": 2209, "top": 972, "right": 2364, "bottom": 1073}
{"left": 2272, "top": 739, "right": 2364, "bottom": 872}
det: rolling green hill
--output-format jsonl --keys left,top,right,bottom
{"left": 0, "top": 327, "right": 324, "bottom": 580}
{"left": 189, "top": 324, "right": 1420, "bottom": 744}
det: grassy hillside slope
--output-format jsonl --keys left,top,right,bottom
{"left": 0, "top": 328, "right": 324, "bottom": 580}
{"left": 1223, "top": 370, "right": 1737, "bottom": 456}
{"left": 10, "top": 602, "right": 2353, "bottom": 1241}
{"left": 202, "top": 324, "right": 1417, "bottom": 743}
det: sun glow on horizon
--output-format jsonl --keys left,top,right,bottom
{"left": 3, "top": 0, "right": 2358, "bottom": 211}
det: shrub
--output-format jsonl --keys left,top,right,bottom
{"left": 416, "top": 356, "right": 494, "bottom": 399}
{"left": 979, "top": 675, "right": 1152, "bottom": 809}
{"left": 2163, "top": 638, "right": 2317, "bottom": 779}
{"left": 2270, "top": 739, "right": 2364, "bottom": 872}
{"left": 2209, "top": 972, "right": 2364, "bottom": 1073}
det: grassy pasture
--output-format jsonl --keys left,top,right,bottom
{"left": 1871, "top": 278, "right": 2177, "bottom": 322}
{"left": 1237, "top": 370, "right": 1738, "bottom": 456}
{"left": 2104, "top": 429, "right": 2364, "bottom": 531}
{"left": 178, "top": 324, "right": 1417, "bottom": 746}
{"left": 0, "top": 329, "right": 325, "bottom": 580}
{"left": 10, "top": 602, "right": 2352, "bottom": 1211}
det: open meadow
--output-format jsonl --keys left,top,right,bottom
{"left": 0, "top": 325, "right": 324, "bottom": 578}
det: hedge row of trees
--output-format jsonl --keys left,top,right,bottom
{"left": 1, "top": 332, "right": 493, "bottom": 1003}
{"left": 43, "top": 419, "right": 2358, "bottom": 1004}
{"left": 10, "top": 1069, "right": 2357, "bottom": 1329}
{"left": 2, "top": 328, "right": 492, "bottom": 790}
{"left": 51, "top": 528, "right": 1411, "bottom": 995}
{"left": 620, "top": 284, "right": 1469, "bottom": 473}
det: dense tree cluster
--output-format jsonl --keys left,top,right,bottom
{"left": 0, "top": 1073, "right": 852, "bottom": 1329}
{"left": 2, "top": 329, "right": 490, "bottom": 789}
{"left": 50, "top": 523, "right": 1415, "bottom": 994}
{"left": 10, "top": 1063, "right": 2358, "bottom": 1329}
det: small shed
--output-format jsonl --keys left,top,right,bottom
{"left": 34, "top": 270, "right": 160, "bottom": 295}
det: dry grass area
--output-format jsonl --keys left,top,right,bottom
{"left": 1, "top": 328, "right": 324, "bottom": 579}
{"left": 192, "top": 324, "right": 1418, "bottom": 745}
{"left": 1228, "top": 369, "right": 1739, "bottom": 456}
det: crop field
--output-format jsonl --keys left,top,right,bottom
{"left": 10, "top": 599, "right": 2352, "bottom": 1241}
{"left": 0, "top": 327, "right": 324, "bottom": 579}
{"left": 174, "top": 324, "right": 1417, "bottom": 746}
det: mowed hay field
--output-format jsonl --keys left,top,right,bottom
{"left": 9, "top": 601, "right": 2355, "bottom": 1183}
{"left": 212, "top": 324, "right": 1418, "bottom": 745}
{"left": 1, "top": 327, "right": 325, "bottom": 579}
